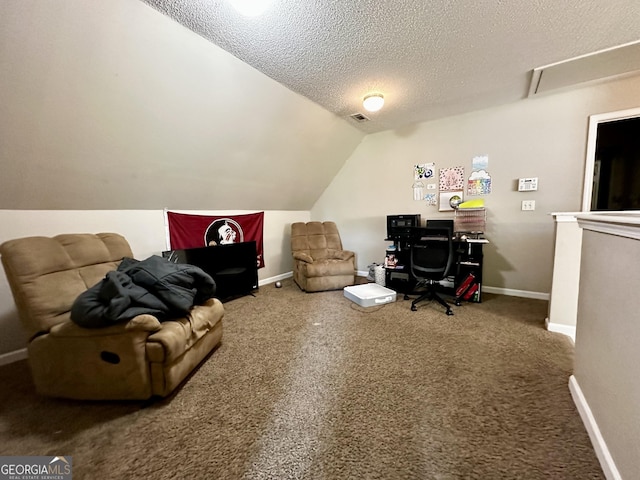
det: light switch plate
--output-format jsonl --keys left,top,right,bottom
{"left": 521, "top": 200, "right": 536, "bottom": 211}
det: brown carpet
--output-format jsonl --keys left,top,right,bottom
{"left": 0, "top": 278, "right": 604, "bottom": 479}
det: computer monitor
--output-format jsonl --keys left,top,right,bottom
{"left": 426, "top": 219, "right": 454, "bottom": 233}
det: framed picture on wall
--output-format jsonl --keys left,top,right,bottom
{"left": 439, "top": 191, "right": 463, "bottom": 211}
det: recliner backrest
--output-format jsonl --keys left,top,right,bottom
{"left": 0, "top": 233, "right": 132, "bottom": 340}
{"left": 291, "top": 221, "right": 344, "bottom": 260}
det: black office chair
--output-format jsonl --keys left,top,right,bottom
{"left": 408, "top": 226, "right": 455, "bottom": 315}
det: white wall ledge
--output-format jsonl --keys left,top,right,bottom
{"left": 550, "top": 212, "right": 582, "bottom": 222}
{"left": 576, "top": 212, "right": 640, "bottom": 241}
{"left": 551, "top": 211, "right": 639, "bottom": 223}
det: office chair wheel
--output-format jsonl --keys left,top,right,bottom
{"left": 455, "top": 299, "right": 462, "bottom": 306}
{"left": 404, "top": 294, "right": 410, "bottom": 301}
{"left": 446, "top": 309, "right": 454, "bottom": 316}
{"left": 411, "top": 304, "right": 417, "bottom": 311}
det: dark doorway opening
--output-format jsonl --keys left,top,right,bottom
{"left": 593, "top": 117, "right": 640, "bottom": 211}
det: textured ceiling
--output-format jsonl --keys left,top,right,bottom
{"left": 138, "top": 0, "right": 640, "bottom": 134}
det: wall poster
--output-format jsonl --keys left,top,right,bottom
{"left": 439, "top": 166, "right": 465, "bottom": 191}
{"left": 467, "top": 171, "right": 492, "bottom": 195}
{"left": 414, "top": 163, "right": 435, "bottom": 180}
{"left": 424, "top": 193, "right": 437, "bottom": 206}
{"left": 467, "top": 155, "right": 492, "bottom": 196}
{"left": 414, "top": 162, "right": 436, "bottom": 202}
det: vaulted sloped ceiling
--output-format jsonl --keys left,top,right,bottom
{"left": 140, "top": 0, "right": 640, "bottom": 134}
{"left": 0, "top": 0, "right": 364, "bottom": 211}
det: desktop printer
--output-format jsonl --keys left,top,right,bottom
{"left": 386, "top": 214, "right": 421, "bottom": 239}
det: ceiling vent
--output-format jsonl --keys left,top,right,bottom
{"left": 529, "top": 40, "right": 640, "bottom": 97}
{"left": 349, "top": 113, "right": 370, "bottom": 122}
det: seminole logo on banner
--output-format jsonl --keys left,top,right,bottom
{"left": 166, "top": 211, "right": 265, "bottom": 268}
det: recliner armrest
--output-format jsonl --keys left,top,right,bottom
{"left": 293, "top": 252, "right": 314, "bottom": 263}
{"left": 49, "top": 314, "right": 162, "bottom": 337}
{"left": 125, "top": 314, "right": 163, "bottom": 332}
{"left": 326, "top": 249, "right": 355, "bottom": 261}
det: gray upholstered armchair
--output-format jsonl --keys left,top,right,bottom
{"left": 290, "top": 221, "right": 356, "bottom": 292}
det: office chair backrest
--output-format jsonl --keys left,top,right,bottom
{"left": 410, "top": 227, "right": 454, "bottom": 281}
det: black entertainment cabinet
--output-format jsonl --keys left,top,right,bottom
{"left": 162, "top": 241, "right": 259, "bottom": 301}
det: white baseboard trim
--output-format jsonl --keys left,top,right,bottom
{"left": 545, "top": 317, "right": 576, "bottom": 342}
{"left": 569, "top": 375, "right": 621, "bottom": 480}
{"left": 0, "top": 347, "right": 27, "bottom": 366}
{"left": 258, "top": 271, "right": 293, "bottom": 287}
{"left": 482, "top": 286, "right": 550, "bottom": 301}
{"left": 354, "top": 277, "right": 550, "bottom": 300}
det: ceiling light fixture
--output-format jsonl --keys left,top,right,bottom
{"left": 227, "top": 0, "right": 273, "bottom": 16}
{"left": 363, "top": 93, "right": 384, "bottom": 112}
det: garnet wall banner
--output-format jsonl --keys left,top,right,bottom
{"left": 166, "top": 211, "right": 264, "bottom": 268}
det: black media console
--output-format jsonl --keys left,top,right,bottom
{"left": 162, "top": 241, "right": 259, "bottom": 301}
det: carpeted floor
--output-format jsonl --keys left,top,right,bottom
{"left": 0, "top": 278, "right": 604, "bottom": 479}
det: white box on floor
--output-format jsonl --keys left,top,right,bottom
{"left": 344, "top": 283, "right": 397, "bottom": 307}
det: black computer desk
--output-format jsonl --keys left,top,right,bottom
{"left": 384, "top": 230, "right": 488, "bottom": 303}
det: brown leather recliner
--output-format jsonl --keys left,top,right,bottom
{"left": 290, "top": 221, "right": 356, "bottom": 292}
{"left": 0, "top": 233, "right": 224, "bottom": 400}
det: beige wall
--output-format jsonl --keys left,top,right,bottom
{"left": 312, "top": 75, "right": 640, "bottom": 294}
{"left": 2, "top": 0, "right": 640, "bottom": 356}
{"left": 573, "top": 218, "right": 640, "bottom": 479}
{"left": 0, "top": 209, "right": 309, "bottom": 358}
{"left": 0, "top": 0, "right": 363, "bottom": 211}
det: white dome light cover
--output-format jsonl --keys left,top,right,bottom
{"left": 227, "top": 0, "right": 273, "bottom": 16}
{"left": 363, "top": 94, "right": 384, "bottom": 112}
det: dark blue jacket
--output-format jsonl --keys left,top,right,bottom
{"left": 70, "top": 255, "right": 216, "bottom": 328}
